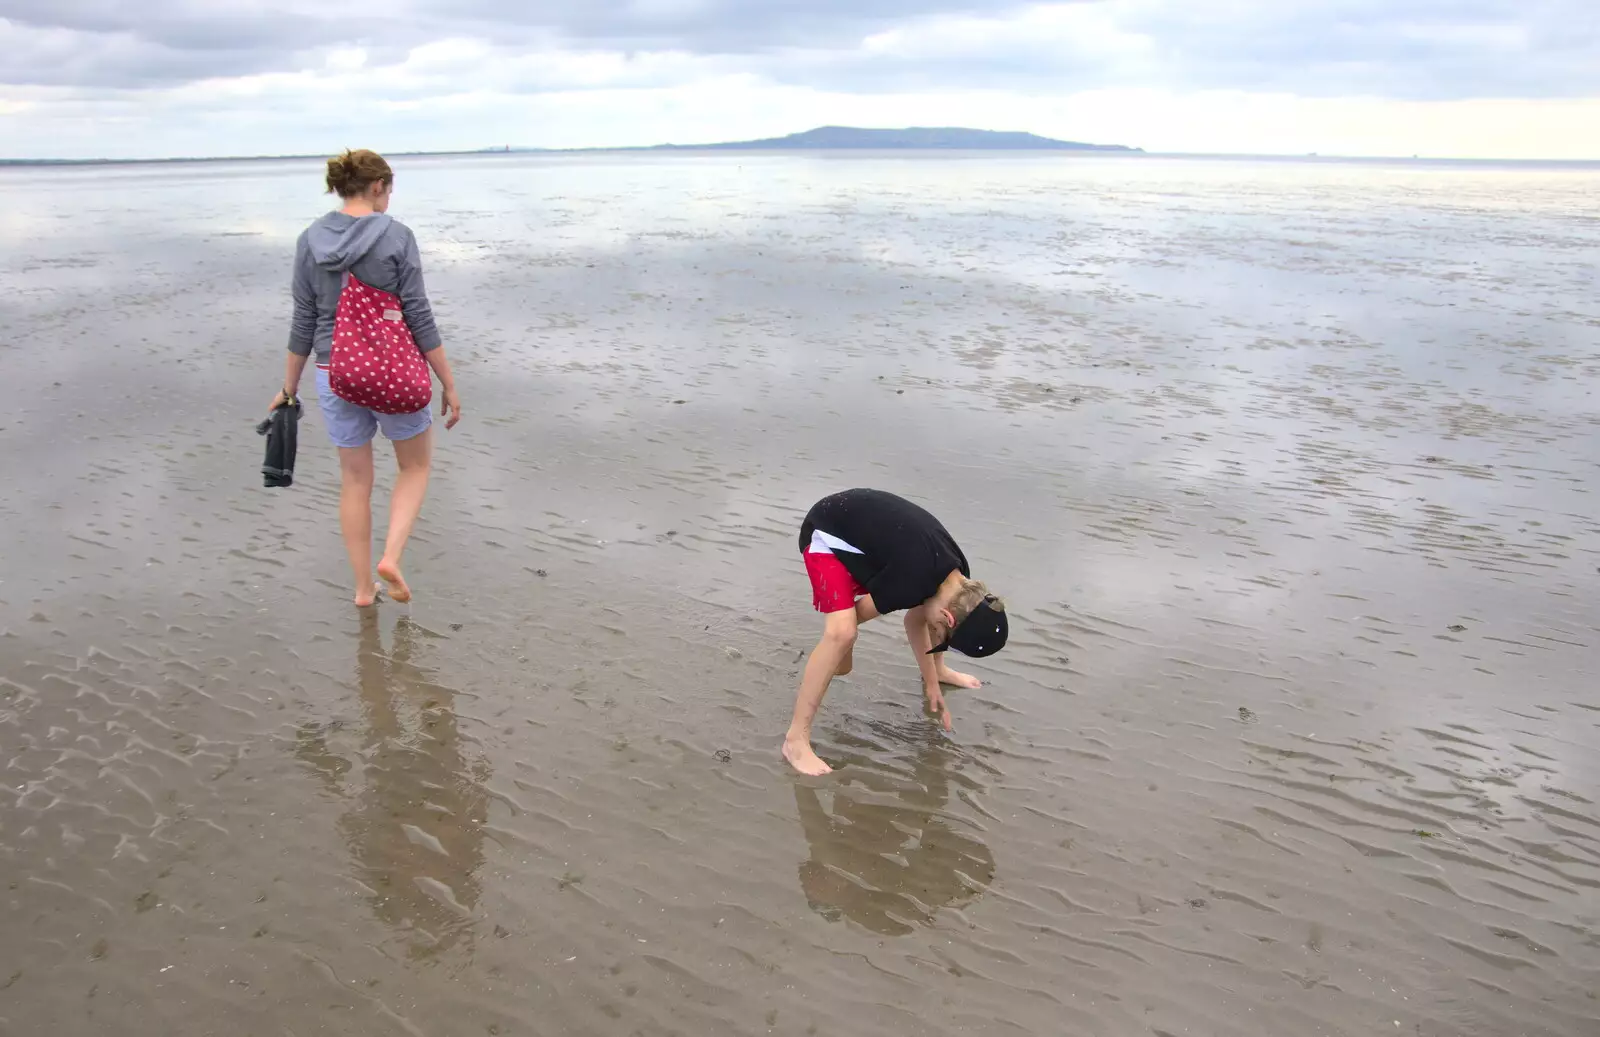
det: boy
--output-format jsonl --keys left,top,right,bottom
{"left": 783, "top": 488, "right": 1009, "bottom": 776}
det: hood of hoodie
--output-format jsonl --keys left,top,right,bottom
{"left": 305, "top": 211, "right": 394, "bottom": 271}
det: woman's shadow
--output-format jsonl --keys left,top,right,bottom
{"left": 295, "top": 609, "right": 491, "bottom": 959}
{"left": 794, "top": 721, "right": 997, "bottom": 936}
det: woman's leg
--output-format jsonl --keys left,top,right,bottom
{"left": 376, "top": 427, "right": 434, "bottom": 603}
{"left": 338, "top": 444, "right": 378, "bottom": 606}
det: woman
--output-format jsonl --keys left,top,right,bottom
{"left": 274, "top": 148, "right": 462, "bottom": 606}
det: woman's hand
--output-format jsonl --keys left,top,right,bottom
{"left": 423, "top": 347, "right": 461, "bottom": 429}
{"left": 278, "top": 352, "right": 310, "bottom": 412}
{"left": 441, "top": 386, "right": 462, "bottom": 430}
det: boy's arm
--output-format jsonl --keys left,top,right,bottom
{"left": 903, "top": 605, "right": 953, "bottom": 730}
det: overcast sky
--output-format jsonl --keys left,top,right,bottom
{"left": 2, "top": 0, "right": 1597, "bottom": 159}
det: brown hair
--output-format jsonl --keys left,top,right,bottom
{"left": 325, "top": 148, "right": 393, "bottom": 198}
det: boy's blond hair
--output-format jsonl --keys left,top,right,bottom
{"left": 932, "top": 577, "right": 1004, "bottom": 646}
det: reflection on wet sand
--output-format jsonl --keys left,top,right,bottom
{"left": 295, "top": 612, "right": 490, "bottom": 959}
{"left": 795, "top": 722, "right": 996, "bottom": 936}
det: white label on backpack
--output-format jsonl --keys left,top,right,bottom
{"left": 382, "top": 309, "right": 403, "bottom": 321}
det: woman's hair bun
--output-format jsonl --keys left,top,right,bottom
{"left": 324, "top": 149, "right": 393, "bottom": 198}
{"left": 325, "top": 154, "right": 353, "bottom": 195}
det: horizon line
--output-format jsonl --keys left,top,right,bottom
{"left": 2, "top": 147, "right": 1597, "bottom": 167}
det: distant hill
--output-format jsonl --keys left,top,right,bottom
{"left": 645, "top": 126, "right": 1140, "bottom": 152}
{"left": 0, "top": 127, "right": 1139, "bottom": 166}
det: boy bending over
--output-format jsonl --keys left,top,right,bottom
{"left": 784, "top": 488, "right": 1008, "bottom": 776}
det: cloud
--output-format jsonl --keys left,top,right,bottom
{"left": 4, "top": 0, "right": 1598, "bottom": 96}
{"left": 0, "top": 18, "right": 311, "bottom": 87}
{"left": 755, "top": 1, "right": 1600, "bottom": 100}
{"left": 1108, "top": 0, "right": 1600, "bottom": 101}
{"left": 1, "top": 1, "right": 1597, "bottom": 159}
{"left": 0, "top": 0, "right": 1011, "bottom": 86}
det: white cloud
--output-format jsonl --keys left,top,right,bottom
{"left": 2, "top": 1, "right": 1598, "bottom": 159}
{"left": 323, "top": 47, "right": 368, "bottom": 74}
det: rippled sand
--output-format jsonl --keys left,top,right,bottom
{"left": 2, "top": 153, "right": 1597, "bottom": 1036}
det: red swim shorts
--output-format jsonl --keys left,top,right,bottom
{"left": 804, "top": 551, "right": 866, "bottom": 614}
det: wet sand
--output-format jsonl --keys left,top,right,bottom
{"left": 2, "top": 153, "right": 1598, "bottom": 1036}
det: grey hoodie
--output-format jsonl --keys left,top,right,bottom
{"left": 287, "top": 211, "right": 442, "bottom": 364}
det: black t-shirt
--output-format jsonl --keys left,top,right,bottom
{"left": 798, "top": 488, "right": 970, "bottom": 614}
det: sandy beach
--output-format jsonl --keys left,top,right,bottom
{"left": 2, "top": 151, "right": 1597, "bottom": 1036}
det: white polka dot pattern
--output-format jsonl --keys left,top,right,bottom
{"left": 328, "top": 273, "right": 434, "bottom": 414}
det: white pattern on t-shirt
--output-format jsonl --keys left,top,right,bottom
{"left": 808, "top": 530, "right": 864, "bottom": 556}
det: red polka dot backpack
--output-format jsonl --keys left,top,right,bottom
{"left": 328, "top": 272, "right": 434, "bottom": 415}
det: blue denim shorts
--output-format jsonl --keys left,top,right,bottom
{"left": 314, "top": 366, "right": 432, "bottom": 449}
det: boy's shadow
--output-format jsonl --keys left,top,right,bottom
{"left": 795, "top": 722, "right": 997, "bottom": 936}
{"left": 295, "top": 609, "right": 491, "bottom": 959}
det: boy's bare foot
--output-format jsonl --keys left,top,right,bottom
{"left": 376, "top": 560, "right": 412, "bottom": 603}
{"left": 937, "top": 665, "right": 982, "bottom": 689}
{"left": 782, "top": 735, "right": 833, "bottom": 776}
{"left": 354, "top": 582, "right": 382, "bottom": 607}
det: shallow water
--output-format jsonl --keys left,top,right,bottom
{"left": 1, "top": 152, "right": 1597, "bottom": 1036}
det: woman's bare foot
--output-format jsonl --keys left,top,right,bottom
{"left": 782, "top": 735, "right": 833, "bottom": 776}
{"left": 354, "top": 582, "right": 382, "bottom": 607}
{"left": 376, "top": 560, "right": 411, "bottom": 603}
{"left": 937, "top": 666, "right": 982, "bottom": 689}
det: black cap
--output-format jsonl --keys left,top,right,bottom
{"left": 928, "top": 597, "right": 1008, "bottom": 657}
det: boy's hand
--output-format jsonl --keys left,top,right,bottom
{"left": 925, "top": 685, "right": 953, "bottom": 731}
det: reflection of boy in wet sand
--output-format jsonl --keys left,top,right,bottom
{"left": 784, "top": 489, "right": 1009, "bottom": 776}
{"left": 794, "top": 729, "right": 996, "bottom": 935}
